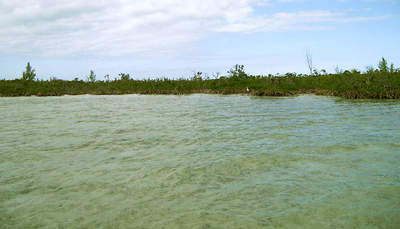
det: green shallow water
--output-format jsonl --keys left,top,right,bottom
{"left": 0, "top": 94, "right": 399, "bottom": 228}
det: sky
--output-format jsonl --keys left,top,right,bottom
{"left": 0, "top": 0, "right": 399, "bottom": 80}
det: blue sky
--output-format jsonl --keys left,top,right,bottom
{"left": 0, "top": 0, "right": 399, "bottom": 80}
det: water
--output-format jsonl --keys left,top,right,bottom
{"left": 1, "top": 94, "right": 399, "bottom": 228}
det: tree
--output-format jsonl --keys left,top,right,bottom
{"left": 366, "top": 65, "right": 375, "bottom": 74}
{"left": 87, "top": 70, "right": 96, "bottom": 82}
{"left": 104, "top": 74, "right": 110, "bottom": 82}
{"left": 119, "top": 73, "right": 130, "bottom": 80}
{"left": 22, "top": 62, "right": 36, "bottom": 81}
{"left": 334, "top": 65, "right": 343, "bottom": 74}
{"left": 390, "top": 63, "right": 395, "bottom": 73}
{"left": 212, "top": 72, "right": 221, "bottom": 79}
{"left": 378, "top": 57, "right": 389, "bottom": 72}
{"left": 306, "top": 50, "right": 313, "bottom": 76}
{"left": 228, "top": 64, "right": 247, "bottom": 79}
{"left": 192, "top": 72, "right": 203, "bottom": 80}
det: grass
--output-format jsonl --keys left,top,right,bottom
{"left": 1, "top": 60, "right": 400, "bottom": 99}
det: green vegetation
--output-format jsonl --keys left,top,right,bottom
{"left": 1, "top": 58, "right": 400, "bottom": 99}
{"left": 21, "top": 62, "right": 36, "bottom": 81}
{"left": 87, "top": 70, "right": 96, "bottom": 82}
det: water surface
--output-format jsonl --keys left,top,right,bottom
{"left": 1, "top": 94, "right": 399, "bottom": 228}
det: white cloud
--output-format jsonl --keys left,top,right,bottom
{"left": 0, "top": 0, "right": 389, "bottom": 56}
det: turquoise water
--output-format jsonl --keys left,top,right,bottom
{"left": 0, "top": 94, "right": 399, "bottom": 228}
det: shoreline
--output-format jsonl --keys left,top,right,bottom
{"left": 0, "top": 89, "right": 398, "bottom": 100}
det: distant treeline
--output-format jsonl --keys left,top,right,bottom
{"left": 1, "top": 58, "right": 399, "bottom": 99}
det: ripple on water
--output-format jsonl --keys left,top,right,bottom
{"left": 0, "top": 94, "right": 399, "bottom": 228}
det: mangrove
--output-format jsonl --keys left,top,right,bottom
{"left": 0, "top": 58, "right": 399, "bottom": 99}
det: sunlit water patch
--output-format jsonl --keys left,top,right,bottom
{"left": 1, "top": 94, "right": 399, "bottom": 228}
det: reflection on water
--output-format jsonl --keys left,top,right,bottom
{"left": 1, "top": 94, "right": 399, "bottom": 228}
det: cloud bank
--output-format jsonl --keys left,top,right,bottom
{"left": 0, "top": 0, "right": 388, "bottom": 56}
